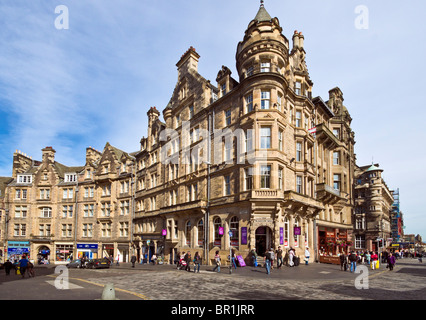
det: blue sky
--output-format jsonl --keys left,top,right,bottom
{"left": 0, "top": 0, "right": 425, "bottom": 238}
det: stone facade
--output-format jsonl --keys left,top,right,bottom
{"left": 353, "top": 164, "right": 394, "bottom": 252}
{"left": 2, "top": 145, "right": 135, "bottom": 264}
{"left": 1, "top": 4, "right": 396, "bottom": 266}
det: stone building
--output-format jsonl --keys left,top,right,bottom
{"left": 353, "top": 164, "right": 394, "bottom": 252}
{"left": 132, "top": 3, "right": 356, "bottom": 265}
{"left": 3, "top": 145, "right": 135, "bottom": 264}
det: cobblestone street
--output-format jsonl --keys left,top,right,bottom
{"left": 1, "top": 259, "right": 425, "bottom": 301}
{"left": 81, "top": 258, "right": 426, "bottom": 300}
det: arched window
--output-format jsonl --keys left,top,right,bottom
{"left": 214, "top": 217, "right": 222, "bottom": 247}
{"left": 197, "top": 219, "right": 204, "bottom": 248}
{"left": 185, "top": 221, "right": 191, "bottom": 247}
{"left": 230, "top": 216, "right": 239, "bottom": 248}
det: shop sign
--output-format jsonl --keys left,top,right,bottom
{"left": 8, "top": 247, "right": 30, "bottom": 255}
{"left": 77, "top": 244, "right": 98, "bottom": 250}
{"left": 162, "top": 229, "right": 167, "bottom": 236}
{"left": 280, "top": 227, "right": 284, "bottom": 245}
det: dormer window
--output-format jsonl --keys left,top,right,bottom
{"left": 17, "top": 174, "right": 32, "bottom": 184}
{"left": 220, "top": 83, "right": 227, "bottom": 97}
{"left": 65, "top": 173, "right": 77, "bottom": 182}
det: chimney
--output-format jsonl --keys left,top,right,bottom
{"left": 42, "top": 146, "right": 56, "bottom": 163}
{"left": 176, "top": 46, "right": 200, "bottom": 78}
{"left": 298, "top": 32, "right": 304, "bottom": 49}
{"left": 292, "top": 30, "right": 300, "bottom": 49}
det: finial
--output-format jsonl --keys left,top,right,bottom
{"left": 260, "top": 0, "right": 264, "bottom": 7}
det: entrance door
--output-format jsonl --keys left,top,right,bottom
{"left": 255, "top": 227, "right": 272, "bottom": 256}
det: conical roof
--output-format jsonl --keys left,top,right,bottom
{"left": 366, "top": 164, "right": 382, "bottom": 172}
{"left": 254, "top": 4, "right": 272, "bottom": 22}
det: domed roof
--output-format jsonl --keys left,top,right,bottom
{"left": 366, "top": 164, "right": 383, "bottom": 172}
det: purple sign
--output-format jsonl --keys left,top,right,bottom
{"left": 241, "top": 227, "right": 248, "bottom": 245}
{"left": 294, "top": 226, "right": 301, "bottom": 236}
{"left": 219, "top": 226, "right": 224, "bottom": 236}
{"left": 280, "top": 227, "right": 284, "bottom": 245}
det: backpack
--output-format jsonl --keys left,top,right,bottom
{"left": 266, "top": 251, "right": 275, "bottom": 260}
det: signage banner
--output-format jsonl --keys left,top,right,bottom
{"left": 294, "top": 226, "right": 301, "bottom": 236}
{"left": 280, "top": 227, "right": 284, "bottom": 245}
{"left": 241, "top": 227, "right": 247, "bottom": 245}
{"left": 8, "top": 247, "right": 30, "bottom": 255}
{"left": 236, "top": 255, "right": 246, "bottom": 267}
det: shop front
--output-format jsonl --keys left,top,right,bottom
{"left": 55, "top": 243, "right": 74, "bottom": 263}
{"left": 77, "top": 243, "right": 98, "bottom": 259}
{"left": 318, "top": 227, "right": 352, "bottom": 264}
{"left": 102, "top": 244, "right": 114, "bottom": 260}
{"left": 7, "top": 241, "right": 30, "bottom": 261}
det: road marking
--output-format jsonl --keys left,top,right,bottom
{"left": 319, "top": 271, "right": 331, "bottom": 274}
{"left": 47, "top": 275, "right": 150, "bottom": 300}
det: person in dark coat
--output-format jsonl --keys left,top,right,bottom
{"left": 184, "top": 252, "right": 192, "bottom": 272}
{"left": 131, "top": 254, "right": 137, "bottom": 268}
{"left": 387, "top": 253, "right": 396, "bottom": 271}
{"left": 340, "top": 253, "right": 347, "bottom": 271}
{"left": 4, "top": 260, "right": 13, "bottom": 276}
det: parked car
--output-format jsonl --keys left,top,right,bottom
{"left": 86, "top": 258, "right": 110, "bottom": 269}
{"left": 66, "top": 259, "right": 82, "bottom": 268}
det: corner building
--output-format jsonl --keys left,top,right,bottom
{"left": 133, "top": 4, "right": 356, "bottom": 265}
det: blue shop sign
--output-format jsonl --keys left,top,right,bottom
{"left": 8, "top": 247, "right": 30, "bottom": 255}
{"left": 77, "top": 244, "right": 98, "bottom": 250}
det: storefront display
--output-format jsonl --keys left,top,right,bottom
{"left": 77, "top": 243, "right": 98, "bottom": 259}
{"left": 56, "top": 244, "right": 74, "bottom": 262}
{"left": 7, "top": 241, "right": 30, "bottom": 261}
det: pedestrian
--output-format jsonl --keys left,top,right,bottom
{"left": 250, "top": 248, "right": 258, "bottom": 267}
{"left": 151, "top": 254, "right": 157, "bottom": 265}
{"left": 264, "top": 248, "right": 274, "bottom": 274}
{"left": 387, "top": 253, "right": 396, "bottom": 271}
{"left": 288, "top": 248, "right": 295, "bottom": 267}
{"left": 131, "top": 254, "right": 137, "bottom": 268}
{"left": 365, "top": 251, "right": 371, "bottom": 266}
{"left": 349, "top": 251, "right": 357, "bottom": 273}
{"left": 276, "top": 246, "right": 283, "bottom": 269}
{"left": 371, "top": 251, "right": 379, "bottom": 270}
{"left": 304, "top": 247, "right": 310, "bottom": 265}
{"left": 27, "top": 260, "right": 35, "bottom": 277}
{"left": 193, "top": 252, "right": 201, "bottom": 273}
{"left": 339, "top": 253, "right": 347, "bottom": 271}
{"left": 18, "top": 255, "right": 29, "bottom": 278}
{"left": 212, "top": 251, "right": 221, "bottom": 272}
{"left": 184, "top": 252, "right": 191, "bottom": 272}
{"left": 116, "top": 253, "right": 120, "bottom": 266}
{"left": 4, "top": 260, "right": 13, "bottom": 276}
{"left": 230, "top": 249, "right": 237, "bottom": 270}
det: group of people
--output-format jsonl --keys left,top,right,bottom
{"left": 249, "top": 246, "right": 311, "bottom": 273}
{"left": 3, "top": 255, "right": 35, "bottom": 278}
{"left": 339, "top": 250, "right": 397, "bottom": 272}
{"left": 176, "top": 251, "right": 203, "bottom": 273}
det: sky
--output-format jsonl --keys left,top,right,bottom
{"left": 0, "top": 0, "right": 425, "bottom": 238}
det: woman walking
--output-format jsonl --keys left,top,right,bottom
{"left": 212, "top": 251, "right": 221, "bottom": 272}
{"left": 387, "top": 253, "right": 396, "bottom": 271}
{"left": 193, "top": 252, "right": 202, "bottom": 273}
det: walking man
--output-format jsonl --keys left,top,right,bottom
{"left": 276, "top": 246, "right": 283, "bottom": 269}
{"left": 18, "top": 255, "right": 29, "bottom": 278}
{"left": 349, "top": 251, "right": 357, "bottom": 273}
{"left": 264, "top": 248, "right": 274, "bottom": 275}
{"left": 131, "top": 254, "right": 137, "bottom": 268}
